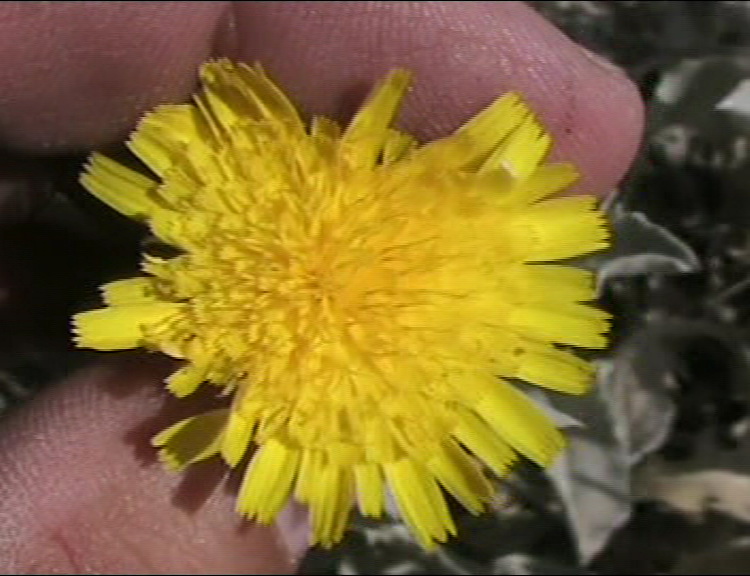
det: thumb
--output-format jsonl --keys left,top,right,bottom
{"left": 0, "top": 354, "right": 308, "bottom": 574}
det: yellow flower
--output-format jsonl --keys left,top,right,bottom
{"left": 73, "top": 59, "right": 610, "bottom": 549}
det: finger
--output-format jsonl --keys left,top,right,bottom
{"left": 0, "top": 1, "right": 231, "bottom": 152}
{"left": 0, "top": 355, "right": 301, "bottom": 574}
{"left": 0, "top": 1, "right": 642, "bottom": 197}
{"left": 231, "top": 0, "right": 643, "bottom": 196}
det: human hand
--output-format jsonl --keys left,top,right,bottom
{"left": 0, "top": 2, "right": 643, "bottom": 573}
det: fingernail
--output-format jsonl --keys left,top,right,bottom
{"left": 578, "top": 45, "right": 627, "bottom": 78}
{"left": 276, "top": 503, "right": 311, "bottom": 564}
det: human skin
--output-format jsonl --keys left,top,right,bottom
{"left": 0, "top": 2, "right": 644, "bottom": 573}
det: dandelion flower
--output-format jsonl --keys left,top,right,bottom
{"left": 73, "top": 59, "right": 610, "bottom": 549}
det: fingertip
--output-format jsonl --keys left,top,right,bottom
{"left": 543, "top": 44, "right": 645, "bottom": 196}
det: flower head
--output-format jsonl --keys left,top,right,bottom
{"left": 73, "top": 59, "right": 609, "bottom": 548}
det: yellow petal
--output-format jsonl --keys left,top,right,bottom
{"left": 127, "top": 104, "right": 201, "bottom": 177}
{"left": 381, "top": 128, "right": 417, "bottom": 165}
{"left": 101, "top": 277, "right": 157, "bottom": 306}
{"left": 309, "top": 463, "right": 354, "bottom": 548}
{"left": 452, "top": 408, "right": 516, "bottom": 478}
{"left": 426, "top": 440, "right": 493, "bottom": 513}
{"left": 294, "top": 449, "right": 324, "bottom": 505}
{"left": 449, "top": 92, "right": 530, "bottom": 168}
{"left": 510, "top": 162, "right": 580, "bottom": 204}
{"left": 341, "top": 69, "right": 412, "bottom": 165}
{"left": 517, "top": 264, "right": 596, "bottom": 304}
{"left": 237, "top": 439, "right": 300, "bottom": 524}
{"left": 475, "top": 380, "right": 564, "bottom": 467}
{"left": 73, "top": 303, "right": 182, "bottom": 351}
{"left": 516, "top": 342, "right": 595, "bottom": 394}
{"left": 151, "top": 408, "right": 229, "bottom": 471}
{"left": 79, "top": 152, "right": 158, "bottom": 219}
{"left": 221, "top": 410, "right": 256, "bottom": 467}
{"left": 385, "top": 458, "right": 456, "bottom": 548}
{"left": 482, "top": 110, "right": 551, "bottom": 180}
{"left": 510, "top": 303, "right": 611, "bottom": 349}
{"left": 354, "top": 462, "right": 385, "bottom": 518}
{"left": 232, "top": 61, "right": 305, "bottom": 129}
{"left": 165, "top": 364, "right": 207, "bottom": 398}
{"left": 517, "top": 196, "right": 610, "bottom": 261}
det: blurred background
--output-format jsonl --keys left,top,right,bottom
{"left": 4, "top": 1, "right": 750, "bottom": 574}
